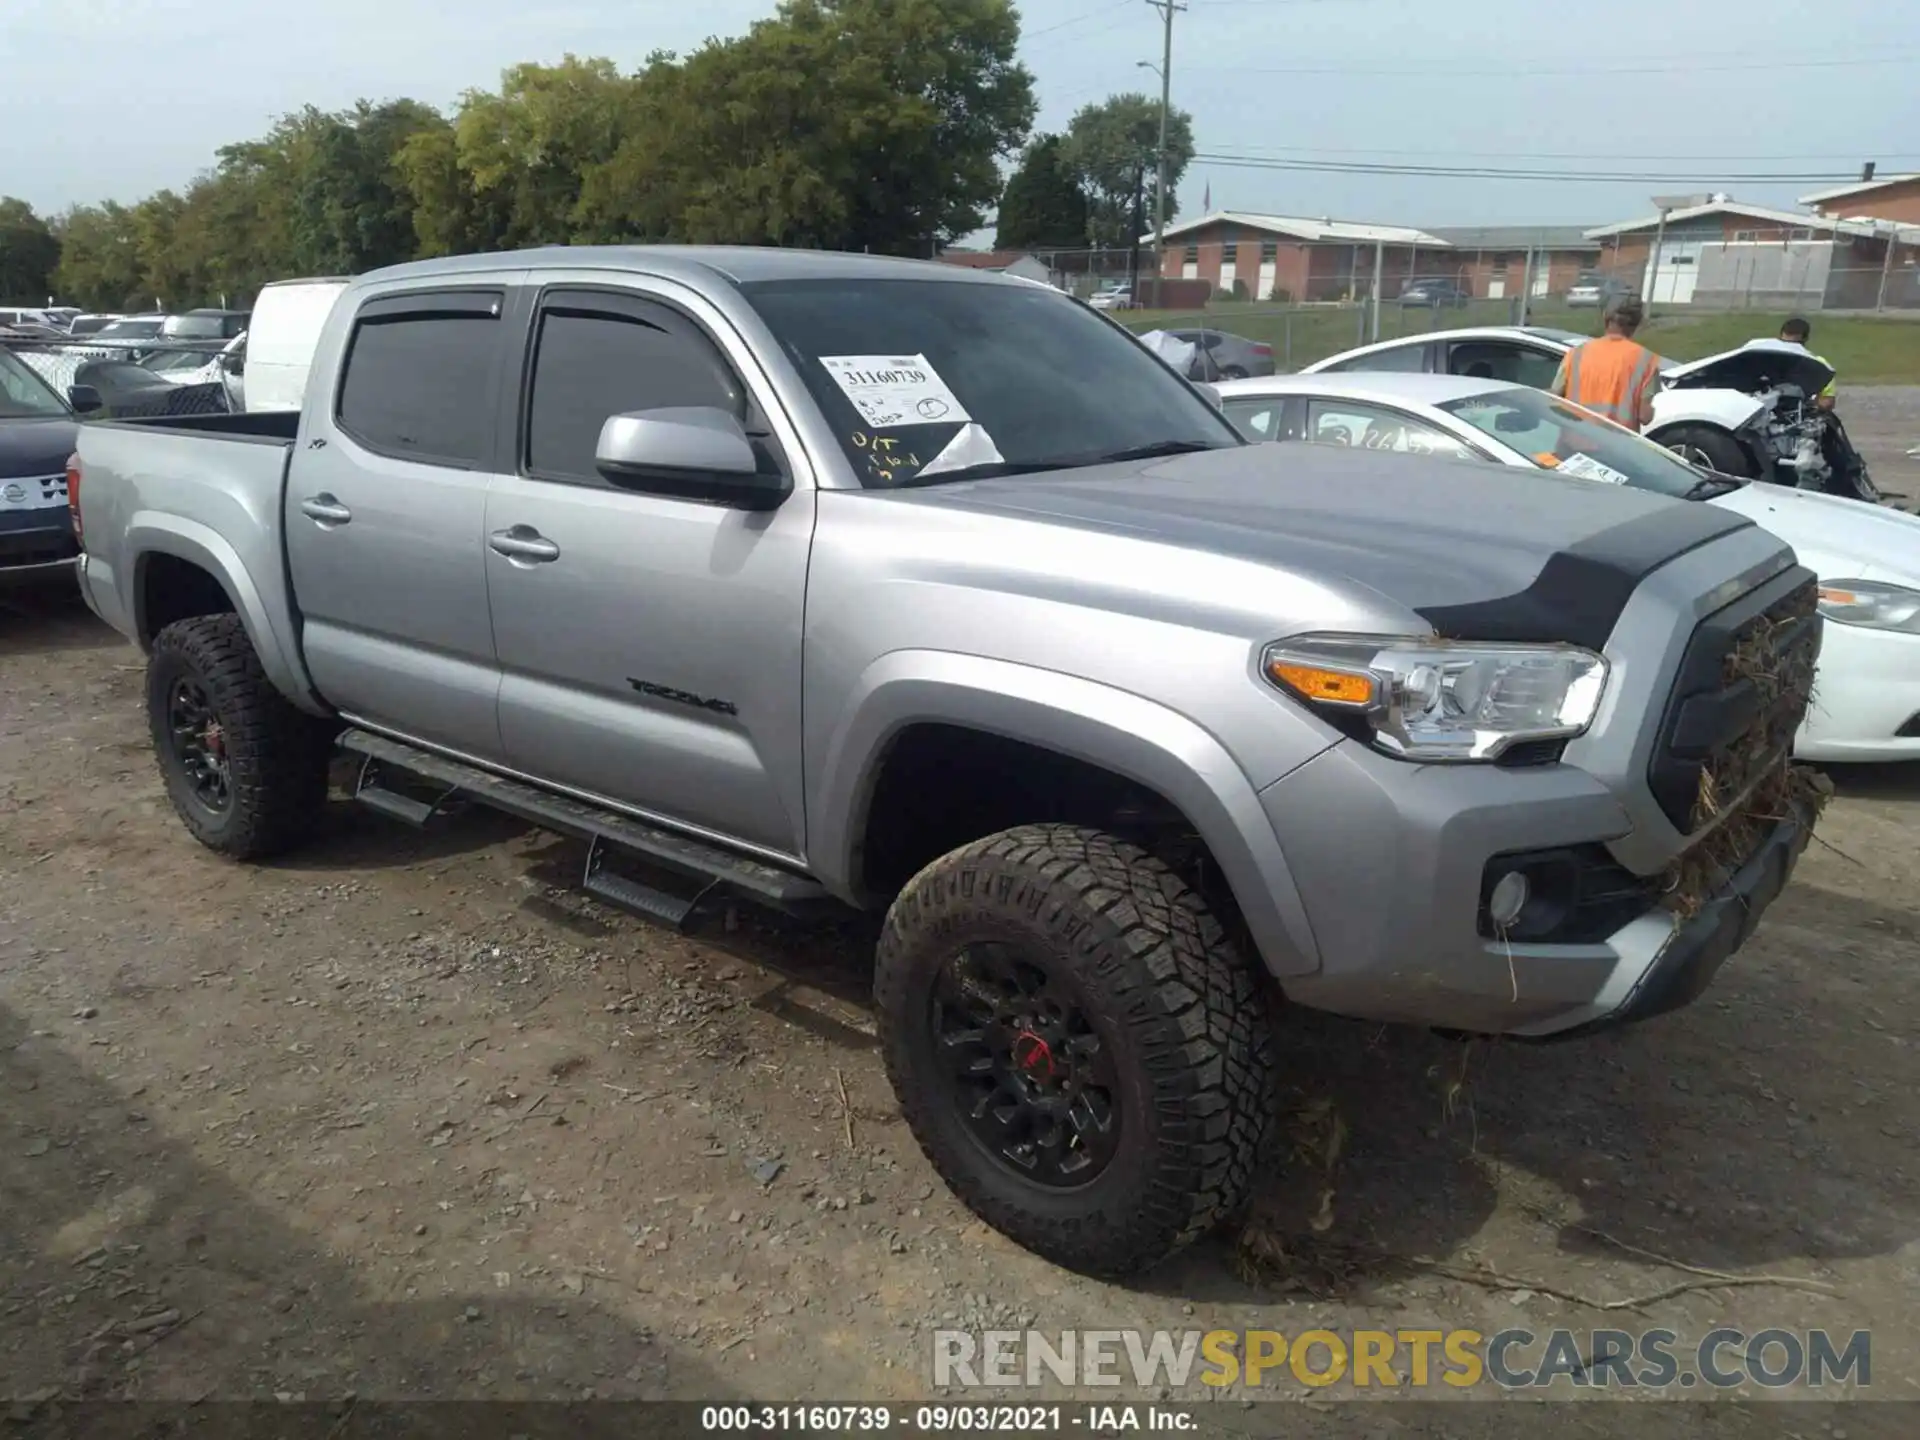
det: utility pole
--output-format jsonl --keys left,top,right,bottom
{"left": 1875, "top": 221, "right": 1900, "bottom": 313}
{"left": 1145, "top": 0, "right": 1185, "bottom": 301}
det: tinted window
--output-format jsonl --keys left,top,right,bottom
{"left": 1305, "top": 400, "right": 1480, "bottom": 461}
{"left": 336, "top": 297, "right": 500, "bottom": 466}
{"left": 1446, "top": 341, "right": 1563, "bottom": 391}
{"left": 526, "top": 302, "right": 745, "bottom": 482}
{"left": 1223, "top": 398, "right": 1297, "bottom": 443}
{"left": 1321, "top": 342, "right": 1427, "bottom": 375}
{"left": 742, "top": 277, "right": 1240, "bottom": 488}
{"left": 0, "top": 349, "right": 68, "bottom": 418}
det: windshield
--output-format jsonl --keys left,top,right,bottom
{"left": 164, "top": 315, "right": 227, "bottom": 338}
{"left": 0, "top": 348, "right": 70, "bottom": 418}
{"left": 100, "top": 318, "right": 166, "bottom": 338}
{"left": 1438, "top": 387, "right": 1706, "bottom": 499}
{"left": 143, "top": 348, "right": 210, "bottom": 373}
{"left": 741, "top": 277, "right": 1241, "bottom": 487}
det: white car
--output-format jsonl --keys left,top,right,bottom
{"left": 1304, "top": 326, "right": 1845, "bottom": 488}
{"left": 1216, "top": 371, "right": 1920, "bottom": 763}
{"left": 1088, "top": 285, "right": 1133, "bottom": 311}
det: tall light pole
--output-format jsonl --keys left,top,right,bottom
{"left": 1142, "top": 1, "right": 1184, "bottom": 299}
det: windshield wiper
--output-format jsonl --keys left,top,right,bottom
{"left": 1683, "top": 474, "right": 1746, "bottom": 501}
{"left": 1073, "top": 439, "right": 1221, "bottom": 465}
{"left": 892, "top": 440, "right": 1222, "bottom": 488}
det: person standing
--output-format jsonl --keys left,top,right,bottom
{"left": 1549, "top": 295, "right": 1660, "bottom": 431}
{"left": 1778, "top": 316, "right": 1837, "bottom": 410}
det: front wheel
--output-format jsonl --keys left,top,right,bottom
{"left": 1659, "top": 424, "right": 1755, "bottom": 478}
{"left": 147, "top": 614, "right": 333, "bottom": 859}
{"left": 875, "top": 824, "right": 1278, "bottom": 1277}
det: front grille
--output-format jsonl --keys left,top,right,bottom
{"left": 1, "top": 472, "right": 68, "bottom": 505}
{"left": 1648, "top": 568, "right": 1821, "bottom": 833}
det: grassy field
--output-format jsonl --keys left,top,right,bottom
{"left": 1118, "top": 301, "right": 1920, "bottom": 382}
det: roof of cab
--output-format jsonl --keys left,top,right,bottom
{"left": 356, "top": 245, "right": 1011, "bottom": 290}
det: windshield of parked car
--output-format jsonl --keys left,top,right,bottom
{"left": 142, "top": 348, "right": 211, "bottom": 373}
{"left": 1439, "top": 386, "right": 1704, "bottom": 499}
{"left": 100, "top": 318, "right": 166, "bottom": 338}
{"left": 0, "top": 348, "right": 70, "bottom": 418}
{"left": 741, "top": 278, "right": 1242, "bottom": 487}
{"left": 164, "top": 314, "right": 229, "bottom": 339}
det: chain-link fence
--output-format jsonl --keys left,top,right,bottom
{"left": 1, "top": 336, "right": 241, "bottom": 420}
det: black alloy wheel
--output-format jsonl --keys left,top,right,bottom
{"left": 164, "top": 675, "right": 231, "bottom": 815}
{"left": 930, "top": 939, "right": 1122, "bottom": 1188}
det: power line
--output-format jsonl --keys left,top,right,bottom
{"left": 1190, "top": 152, "right": 1870, "bottom": 183}
{"left": 1183, "top": 50, "right": 1920, "bottom": 77}
{"left": 1201, "top": 142, "right": 1919, "bottom": 163}
{"left": 1023, "top": 1, "right": 1137, "bottom": 41}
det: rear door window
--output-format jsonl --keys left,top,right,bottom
{"left": 334, "top": 290, "right": 504, "bottom": 467}
{"left": 1446, "top": 341, "right": 1563, "bottom": 391}
{"left": 1320, "top": 342, "right": 1429, "bottom": 374}
{"left": 1305, "top": 399, "right": 1481, "bottom": 460}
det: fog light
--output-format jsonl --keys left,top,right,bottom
{"left": 1488, "top": 870, "right": 1531, "bottom": 931}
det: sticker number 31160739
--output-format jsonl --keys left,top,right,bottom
{"left": 819, "top": 355, "right": 972, "bottom": 430}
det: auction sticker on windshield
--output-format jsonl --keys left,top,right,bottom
{"left": 1555, "top": 452, "right": 1631, "bottom": 486}
{"left": 819, "top": 355, "right": 972, "bottom": 430}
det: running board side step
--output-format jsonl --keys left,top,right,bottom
{"left": 337, "top": 729, "right": 832, "bottom": 928}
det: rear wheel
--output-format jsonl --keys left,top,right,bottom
{"left": 1659, "top": 424, "right": 1754, "bottom": 478}
{"left": 147, "top": 614, "right": 333, "bottom": 859}
{"left": 875, "top": 824, "right": 1278, "bottom": 1277}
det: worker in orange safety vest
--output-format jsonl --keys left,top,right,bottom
{"left": 1549, "top": 295, "right": 1661, "bottom": 431}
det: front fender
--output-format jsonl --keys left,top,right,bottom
{"left": 810, "top": 649, "right": 1325, "bottom": 978}
{"left": 1648, "top": 387, "right": 1767, "bottom": 436}
{"left": 128, "top": 512, "right": 325, "bottom": 714}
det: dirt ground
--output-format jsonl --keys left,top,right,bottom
{"left": 4, "top": 402, "right": 1920, "bottom": 1427}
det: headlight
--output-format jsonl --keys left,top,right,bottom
{"left": 1262, "top": 634, "right": 1609, "bottom": 762}
{"left": 1817, "top": 580, "right": 1920, "bottom": 634}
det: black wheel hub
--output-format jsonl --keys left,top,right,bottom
{"left": 929, "top": 940, "right": 1120, "bottom": 1188}
{"left": 166, "top": 677, "right": 231, "bottom": 814}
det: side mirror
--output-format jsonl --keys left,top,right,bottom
{"left": 594, "top": 407, "right": 789, "bottom": 511}
{"left": 68, "top": 384, "right": 104, "bottom": 415}
{"left": 1195, "top": 382, "right": 1224, "bottom": 410}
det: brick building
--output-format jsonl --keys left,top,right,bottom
{"left": 1585, "top": 199, "right": 1919, "bottom": 308}
{"left": 1801, "top": 173, "right": 1920, "bottom": 226}
{"left": 1425, "top": 226, "right": 1603, "bottom": 301}
{"left": 1147, "top": 212, "right": 1450, "bottom": 302}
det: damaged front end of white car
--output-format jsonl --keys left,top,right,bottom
{"left": 1647, "top": 339, "right": 1878, "bottom": 501}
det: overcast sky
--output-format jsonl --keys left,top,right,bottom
{"left": 8, "top": 0, "right": 1918, "bottom": 234}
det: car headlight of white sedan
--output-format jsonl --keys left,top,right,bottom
{"left": 1818, "top": 580, "right": 1920, "bottom": 634}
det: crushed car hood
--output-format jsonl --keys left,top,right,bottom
{"left": 1660, "top": 339, "right": 1835, "bottom": 397}
{"left": 892, "top": 443, "right": 1760, "bottom": 650}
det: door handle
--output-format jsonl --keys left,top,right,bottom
{"left": 299, "top": 494, "right": 352, "bottom": 525}
{"left": 488, "top": 526, "right": 561, "bottom": 563}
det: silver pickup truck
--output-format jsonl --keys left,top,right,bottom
{"left": 72, "top": 246, "right": 1822, "bottom": 1277}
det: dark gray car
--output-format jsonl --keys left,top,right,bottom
{"left": 1166, "top": 328, "right": 1276, "bottom": 379}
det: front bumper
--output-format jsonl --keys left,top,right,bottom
{"left": 1260, "top": 739, "right": 1811, "bottom": 1038}
{"left": 1795, "top": 618, "right": 1920, "bottom": 763}
{"left": 0, "top": 505, "right": 78, "bottom": 583}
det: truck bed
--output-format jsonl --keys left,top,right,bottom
{"left": 73, "top": 409, "right": 318, "bottom": 708}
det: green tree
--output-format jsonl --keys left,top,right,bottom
{"left": 578, "top": 0, "right": 1036, "bottom": 254}
{"left": 0, "top": 198, "right": 61, "bottom": 303}
{"left": 994, "top": 134, "right": 1087, "bottom": 250}
{"left": 1061, "top": 92, "right": 1193, "bottom": 248}
{"left": 53, "top": 202, "right": 144, "bottom": 311}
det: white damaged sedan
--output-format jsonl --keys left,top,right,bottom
{"left": 1216, "top": 371, "right": 1920, "bottom": 762}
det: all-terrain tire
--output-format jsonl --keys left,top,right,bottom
{"left": 1658, "top": 423, "right": 1755, "bottom": 478}
{"left": 147, "top": 614, "right": 333, "bottom": 860}
{"left": 875, "top": 823, "right": 1278, "bottom": 1277}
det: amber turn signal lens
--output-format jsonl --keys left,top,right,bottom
{"left": 1267, "top": 661, "right": 1376, "bottom": 707}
